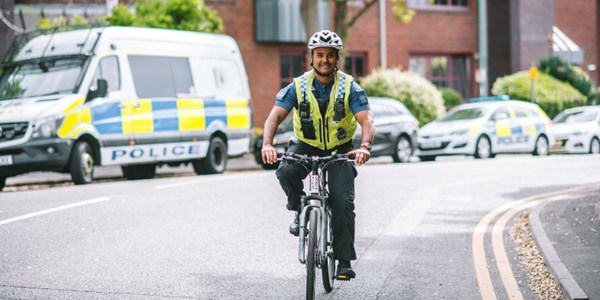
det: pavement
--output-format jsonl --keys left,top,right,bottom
{"left": 4, "top": 155, "right": 600, "bottom": 300}
{"left": 529, "top": 189, "right": 600, "bottom": 300}
{"left": 4, "top": 153, "right": 264, "bottom": 188}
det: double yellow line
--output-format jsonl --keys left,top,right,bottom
{"left": 472, "top": 184, "right": 600, "bottom": 300}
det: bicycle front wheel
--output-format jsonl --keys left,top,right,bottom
{"left": 321, "top": 209, "right": 335, "bottom": 292}
{"left": 306, "top": 209, "right": 318, "bottom": 300}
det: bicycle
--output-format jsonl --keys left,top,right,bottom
{"left": 278, "top": 151, "right": 355, "bottom": 300}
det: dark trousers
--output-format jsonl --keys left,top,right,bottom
{"left": 275, "top": 140, "right": 357, "bottom": 261}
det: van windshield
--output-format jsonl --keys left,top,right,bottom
{"left": 0, "top": 57, "right": 86, "bottom": 101}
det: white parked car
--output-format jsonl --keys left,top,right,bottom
{"left": 550, "top": 106, "right": 600, "bottom": 154}
{"left": 417, "top": 99, "right": 554, "bottom": 161}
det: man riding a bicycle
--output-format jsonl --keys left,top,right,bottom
{"left": 261, "top": 30, "right": 375, "bottom": 280}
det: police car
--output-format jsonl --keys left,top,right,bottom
{"left": 416, "top": 96, "right": 554, "bottom": 161}
{"left": 550, "top": 106, "right": 600, "bottom": 154}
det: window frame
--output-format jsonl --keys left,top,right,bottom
{"left": 408, "top": 0, "right": 469, "bottom": 11}
{"left": 279, "top": 51, "right": 306, "bottom": 88}
{"left": 409, "top": 53, "right": 472, "bottom": 99}
{"left": 343, "top": 52, "right": 367, "bottom": 81}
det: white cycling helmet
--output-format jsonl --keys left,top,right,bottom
{"left": 308, "top": 30, "right": 343, "bottom": 50}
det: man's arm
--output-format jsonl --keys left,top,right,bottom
{"left": 347, "top": 109, "right": 375, "bottom": 165}
{"left": 261, "top": 106, "right": 290, "bottom": 164}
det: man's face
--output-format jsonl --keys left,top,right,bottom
{"left": 311, "top": 47, "right": 338, "bottom": 77}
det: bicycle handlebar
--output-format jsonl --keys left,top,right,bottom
{"left": 277, "top": 152, "right": 355, "bottom": 171}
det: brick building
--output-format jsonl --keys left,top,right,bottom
{"left": 1, "top": 0, "right": 597, "bottom": 128}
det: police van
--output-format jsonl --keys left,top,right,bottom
{"left": 0, "top": 26, "right": 252, "bottom": 191}
{"left": 416, "top": 96, "right": 554, "bottom": 161}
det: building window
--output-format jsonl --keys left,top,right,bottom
{"left": 344, "top": 52, "right": 367, "bottom": 81}
{"left": 408, "top": 0, "right": 468, "bottom": 9}
{"left": 280, "top": 52, "right": 305, "bottom": 88}
{"left": 255, "top": 0, "right": 329, "bottom": 43}
{"left": 409, "top": 54, "right": 471, "bottom": 98}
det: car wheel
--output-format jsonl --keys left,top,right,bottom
{"left": 532, "top": 136, "right": 549, "bottom": 156}
{"left": 590, "top": 137, "right": 600, "bottom": 154}
{"left": 392, "top": 135, "right": 412, "bottom": 163}
{"left": 418, "top": 155, "right": 436, "bottom": 162}
{"left": 0, "top": 176, "right": 6, "bottom": 192}
{"left": 474, "top": 136, "right": 492, "bottom": 159}
{"left": 121, "top": 164, "right": 157, "bottom": 180}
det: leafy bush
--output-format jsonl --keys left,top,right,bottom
{"left": 538, "top": 56, "right": 592, "bottom": 96}
{"left": 107, "top": 0, "right": 223, "bottom": 33}
{"left": 361, "top": 68, "right": 445, "bottom": 125}
{"left": 491, "top": 71, "right": 587, "bottom": 119}
{"left": 588, "top": 89, "right": 600, "bottom": 105}
{"left": 438, "top": 87, "right": 463, "bottom": 110}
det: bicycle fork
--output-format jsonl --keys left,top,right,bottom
{"left": 298, "top": 196, "right": 328, "bottom": 264}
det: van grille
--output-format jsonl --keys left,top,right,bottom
{"left": 0, "top": 122, "right": 29, "bottom": 142}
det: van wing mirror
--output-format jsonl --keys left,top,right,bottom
{"left": 86, "top": 79, "right": 108, "bottom": 102}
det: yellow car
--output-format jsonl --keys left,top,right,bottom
{"left": 417, "top": 98, "right": 554, "bottom": 161}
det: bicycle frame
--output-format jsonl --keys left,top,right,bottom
{"left": 279, "top": 153, "right": 352, "bottom": 265}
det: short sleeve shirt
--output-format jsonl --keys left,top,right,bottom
{"left": 275, "top": 78, "right": 370, "bottom": 114}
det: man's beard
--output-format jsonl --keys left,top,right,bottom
{"left": 312, "top": 63, "right": 337, "bottom": 77}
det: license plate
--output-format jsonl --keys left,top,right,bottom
{"left": 0, "top": 155, "right": 13, "bottom": 165}
{"left": 420, "top": 141, "right": 442, "bottom": 149}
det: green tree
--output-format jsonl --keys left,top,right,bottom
{"left": 108, "top": 0, "right": 223, "bottom": 34}
{"left": 105, "top": 5, "right": 135, "bottom": 26}
{"left": 333, "top": 0, "right": 422, "bottom": 41}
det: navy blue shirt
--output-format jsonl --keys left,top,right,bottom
{"left": 275, "top": 78, "right": 370, "bottom": 114}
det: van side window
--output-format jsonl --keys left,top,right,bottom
{"left": 128, "top": 55, "right": 194, "bottom": 98}
{"left": 189, "top": 58, "right": 243, "bottom": 99}
{"left": 91, "top": 56, "right": 120, "bottom": 94}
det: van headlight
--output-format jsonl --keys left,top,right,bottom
{"left": 32, "top": 114, "right": 64, "bottom": 139}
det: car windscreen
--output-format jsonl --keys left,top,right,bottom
{"left": 439, "top": 107, "right": 485, "bottom": 121}
{"left": 553, "top": 110, "right": 599, "bottom": 123}
{"left": 0, "top": 57, "right": 87, "bottom": 100}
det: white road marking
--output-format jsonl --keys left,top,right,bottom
{"left": 0, "top": 197, "right": 111, "bottom": 226}
{"left": 154, "top": 173, "right": 264, "bottom": 189}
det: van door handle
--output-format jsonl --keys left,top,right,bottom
{"left": 118, "top": 102, "right": 140, "bottom": 109}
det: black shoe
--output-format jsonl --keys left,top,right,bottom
{"left": 336, "top": 260, "right": 356, "bottom": 280}
{"left": 289, "top": 212, "right": 299, "bottom": 236}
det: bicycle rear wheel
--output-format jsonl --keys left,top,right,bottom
{"left": 321, "top": 209, "right": 335, "bottom": 292}
{"left": 306, "top": 209, "right": 318, "bottom": 300}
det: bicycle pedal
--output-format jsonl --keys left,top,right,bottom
{"left": 335, "top": 275, "right": 352, "bottom": 281}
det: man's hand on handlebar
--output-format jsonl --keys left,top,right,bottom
{"left": 261, "top": 144, "right": 278, "bottom": 165}
{"left": 347, "top": 148, "right": 370, "bottom": 166}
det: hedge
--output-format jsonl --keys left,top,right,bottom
{"left": 491, "top": 71, "right": 587, "bottom": 119}
{"left": 361, "top": 68, "right": 445, "bottom": 125}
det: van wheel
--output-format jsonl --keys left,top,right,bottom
{"left": 70, "top": 140, "right": 95, "bottom": 185}
{"left": 193, "top": 136, "right": 227, "bottom": 174}
{"left": 532, "top": 136, "right": 549, "bottom": 156}
{"left": 121, "top": 164, "right": 157, "bottom": 180}
{"left": 0, "top": 177, "right": 6, "bottom": 192}
{"left": 474, "top": 136, "right": 493, "bottom": 159}
{"left": 392, "top": 135, "right": 412, "bottom": 163}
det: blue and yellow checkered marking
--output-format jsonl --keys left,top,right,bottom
{"left": 89, "top": 98, "right": 250, "bottom": 135}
